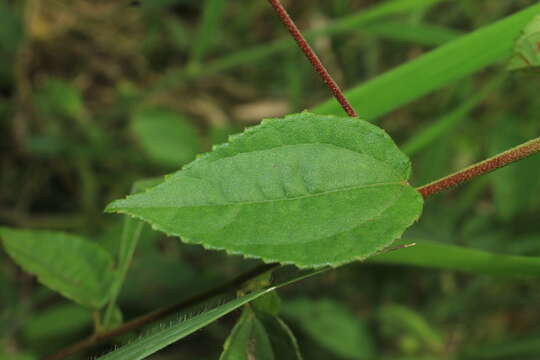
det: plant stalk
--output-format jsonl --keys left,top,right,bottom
{"left": 417, "top": 136, "right": 540, "bottom": 197}
{"left": 266, "top": 0, "right": 358, "bottom": 117}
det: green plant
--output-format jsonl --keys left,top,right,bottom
{"left": 2, "top": 1, "right": 540, "bottom": 360}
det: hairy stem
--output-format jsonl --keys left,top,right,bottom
{"left": 417, "top": 136, "right": 540, "bottom": 197}
{"left": 266, "top": 0, "right": 358, "bottom": 117}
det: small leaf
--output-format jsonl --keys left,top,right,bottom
{"left": 220, "top": 309, "right": 274, "bottom": 360}
{"left": 0, "top": 227, "right": 114, "bottom": 309}
{"left": 131, "top": 107, "right": 200, "bottom": 167}
{"left": 257, "top": 313, "right": 304, "bottom": 360}
{"left": 508, "top": 14, "right": 540, "bottom": 70}
{"left": 107, "top": 112, "right": 423, "bottom": 268}
{"left": 283, "top": 298, "right": 375, "bottom": 360}
{"left": 220, "top": 308, "right": 303, "bottom": 360}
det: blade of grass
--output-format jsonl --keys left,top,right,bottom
{"left": 156, "top": 0, "right": 448, "bottom": 88}
{"left": 371, "top": 239, "right": 540, "bottom": 277}
{"left": 98, "top": 289, "right": 271, "bottom": 360}
{"left": 187, "top": 0, "right": 226, "bottom": 71}
{"left": 361, "top": 21, "right": 461, "bottom": 46}
{"left": 401, "top": 75, "right": 505, "bottom": 156}
{"left": 97, "top": 268, "right": 327, "bottom": 360}
{"left": 102, "top": 179, "right": 163, "bottom": 329}
{"left": 314, "top": 3, "right": 540, "bottom": 119}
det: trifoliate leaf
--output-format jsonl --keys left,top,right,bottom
{"left": 107, "top": 112, "right": 423, "bottom": 268}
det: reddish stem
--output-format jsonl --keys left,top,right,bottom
{"left": 418, "top": 137, "right": 540, "bottom": 197}
{"left": 266, "top": 0, "right": 358, "bottom": 117}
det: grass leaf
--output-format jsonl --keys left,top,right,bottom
{"left": 371, "top": 239, "right": 540, "bottom": 277}
{"left": 314, "top": 3, "right": 540, "bottom": 119}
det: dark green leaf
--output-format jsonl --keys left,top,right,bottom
{"left": 220, "top": 309, "right": 303, "bottom": 360}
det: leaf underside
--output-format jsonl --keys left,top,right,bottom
{"left": 107, "top": 112, "right": 423, "bottom": 268}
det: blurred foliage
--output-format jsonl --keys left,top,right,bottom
{"left": 1, "top": 0, "right": 540, "bottom": 359}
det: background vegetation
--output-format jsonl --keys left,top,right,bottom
{"left": 2, "top": 0, "right": 540, "bottom": 359}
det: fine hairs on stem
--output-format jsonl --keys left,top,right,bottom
{"left": 417, "top": 136, "right": 540, "bottom": 197}
{"left": 266, "top": 0, "right": 358, "bottom": 117}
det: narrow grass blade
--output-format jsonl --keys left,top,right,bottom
{"left": 187, "top": 0, "right": 226, "bottom": 69}
{"left": 401, "top": 75, "right": 505, "bottom": 155}
{"left": 314, "top": 3, "right": 540, "bottom": 119}
{"left": 158, "top": 0, "right": 448, "bottom": 87}
{"left": 103, "top": 178, "right": 163, "bottom": 328}
{"left": 98, "top": 289, "right": 272, "bottom": 360}
{"left": 97, "top": 268, "right": 328, "bottom": 360}
{"left": 371, "top": 239, "right": 540, "bottom": 277}
{"left": 361, "top": 21, "right": 461, "bottom": 46}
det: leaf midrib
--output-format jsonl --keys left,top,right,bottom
{"left": 113, "top": 180, "right": 409, "bottom": 210}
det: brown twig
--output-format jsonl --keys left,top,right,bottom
{"left": 417, "top": 136, "right": 540, "bottom": 197}
{"left": 266, "top": 0, "right": 357, "bottom": 117}
{"left": 44, "top": 263, "right": 279, "bottom": 360}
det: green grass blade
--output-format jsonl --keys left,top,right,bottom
{"left": 103, "top": 178, "right": 164, "bottom": 328}
{"left": 371, "top": 239, "right": 540, "bottom": 277}
{"left": 161, "top": 0, "right": 447, "bottom": 85}
{"left": 314, "top": 3, "right": 540, "bottom": 119}
{"left": 188, "top": 0, "right": 226, "bottom": 69}
{"left": 361, "top": 21, "right": 461, "bottom": 46}
{"left": 98, "top": 289, "right": 271, "bottom": 360}
{"left": 97, "top": 267, "right": 328, "bottom": 360}
{"left": 401, "top": 75, "right": 505, "bottom": 155}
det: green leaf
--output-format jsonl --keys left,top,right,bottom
{"left": 258, "top": 313, "right": 303, "bottom": 360}
{"left": 283, "top": 298, "right": 376, "bottom": 360}
{"left": 220, "top": 309, "right": 274, "bottom": 360}
{"left": 508, "top": 14, "right": 540, "bottom": 70}
{"left": 220, "top": 309, "right": 303, "bottom": 360}
{"left": 107, "top": 112, "right": 423, "bottom": 268}
{"left": 98, "top": 288, "right": 271, "bottom": 360}
{"left": 314, "top": 3, "right": 540, "bottom": 119}
{"left": 131, "top": 107, "right": 200, "bottom": 167}
{"left": 0, "top": 227, "right": 114, "bottom": 309}
{"left": 371, "top": 239, "right": 540, "bottom": 277}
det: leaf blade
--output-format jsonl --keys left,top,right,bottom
{"left": 0, "top": 227, "right": 114, "bottom": 309}
{"left": 107, "top": 113, "right": 423, "bottom": 268}
{"left": 314, "top": 3, "right": 540, "bottom": 119}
